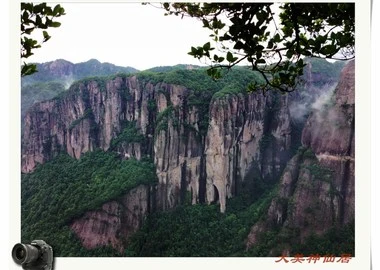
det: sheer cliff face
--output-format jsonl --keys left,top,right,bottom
{"left": 301, "top": 60, "right": 355, "bottom": 225}
{"left": 246, "top": 60, "right": 354, "bottom": 253}
{"left": 205, "top": 93, "right": 293, "bottom": 212}
{"left": 22, "top": 61, "right": 351, "bottom": 252}
{"left": 22, "top": 76, "right": 157, "bottom": 172}
{"left": 22, "top": 76, "right": 296, "bottom": 213}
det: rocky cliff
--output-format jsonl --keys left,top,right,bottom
{"left": 70, "top": 185, "right": 152, "bottom": 253}
{"left": 246, "top": 60, "right": 354, "bottom": 254}
{"left": 21, "top": 60, "right": 350, "bottom": 253}
{"left": 22, "top": 75, "right": 297, "bottom": 213}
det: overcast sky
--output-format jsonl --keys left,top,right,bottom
{"left": 26, "top": 3, "right": 213, "bottom": 70}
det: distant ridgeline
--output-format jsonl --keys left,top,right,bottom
{"left": 21, "top": 59, "right": 138, "bottom": 122}
{"left": 21, "top": 58, "right": 354, "bottom": 257}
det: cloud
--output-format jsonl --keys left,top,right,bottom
{"left": 289, "top": 82, "right": 336, "bottom": 123}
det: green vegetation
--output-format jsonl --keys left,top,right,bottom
{"left": 69, "top": 109, "right": 93, "bottom": 130}
{"left": 137, "top": 66, "right": 263, "bottom": 95}
{"left": 304, "top": 58, "right": 347, "bottom": 83}
{"left": 155, "top": 105, "right": 175, "bottom": 133}
{"left": 245, "top": 221, "right": 354, "bottom": 257}
{"left": 21, "top": 150, "right": 157, "bottom": 256}
{"left": 212, "top": 83, "right": 244, "bottom": 99}
{"left": 306, "top": 163, "right": 334, "bottom": 182}
{"left": 144, "top": 64, "right": 201, "bottom": 73}
{"left": 164, "top": 3, "right": 354, "bottom": 92}
{"left": 21, "top": 3, "right": 65, "bottom": 76}
{"left": 303, "top": 147, "right": 317, "bottom": 159}
{"left": 293, "top": 222, "right": 355, "bottom": 256}
{"left": 126, "top": 185, "right": 276, "bottom": 257}
{"left": 20, "top": 58, "right": 352, "bottom": 257}
{"left": 110, "top": 121, "right": 145, "bottom": 149}
{"left": 138, "top": 66, "right": 264, "bottom": 138}
{"left": 73, "top": 59, "right": 138, "bottom": 79}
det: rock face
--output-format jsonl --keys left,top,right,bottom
{"left": 22, "top": 60, "right": 349, "bottom": 252}
{"left": 246, "top": 60, "right": 355, "bottom": 253}
{"left": 301, "top": 60, "right": 355, "bottom": 226}
{"left": 70, "top": 185, "right": 152, "bottom": 253}
{"left": 204, "top": 93, "right": 293, "bottom": 212}
{"left": 21, "top": 76, "right": 296, "bottom": 213}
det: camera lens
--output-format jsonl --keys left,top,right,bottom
{"left": 12, "top": 243, "right": 40, "bottom": 265}
{"left": 15, "top": 246, "right": 26, "bottom": 260}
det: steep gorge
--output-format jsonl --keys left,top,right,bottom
{"left": 21, "top": 59, "right": 353, "bottom": 255}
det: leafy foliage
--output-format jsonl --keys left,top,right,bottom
{"left": 21, "top": 3, "right": 65, "bottom": 76}
{"left": 138, "top": 66, "right": 263, "bottom": 137}
{"left": 162, "top": 3, "right": 354, "bottom": 92}
{"left": 110, "top": 121, "right": 146, "bottom": 149}
{"left": 69, "top": 109, "right": 94, "bottom": 130}
{"left": 21, "top": 150, "right": 157, "bottom": 256}
{"left": 293, "top": 222, "right": 355, "bottom": 256}
{"left": 126, "top": 186, "right": 276, "bottom": 257}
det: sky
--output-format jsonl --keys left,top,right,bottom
{"left": 26, "top": 3, "right": 213, "bottom": 70}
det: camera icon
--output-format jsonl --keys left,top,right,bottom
{"left": 11, "top": 240, "right": 53, "bottom": 270}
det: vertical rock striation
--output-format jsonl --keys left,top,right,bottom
{"left": 204, "top": 93, "right": 293, "bottom": 212}
{"left": 22, "top": 60, "right": 349, "bottom": 252}
{"left": 246, "top": 60, "right": 354, "bottom": 253}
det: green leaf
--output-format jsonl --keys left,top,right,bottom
{"left": 296, "top": 59, "right": 304, "bottom": 68}
{"left": 321, "top": 44, "right": 337, "bottom": 56}
{"left": 35, "top": 15, "right": 42, "bottom": 27}
{"left": 286, "top": 49, "right": 294, "bottom": 59}
{"left": 267, "top": 40, "right": 274, "bottom": 49}
{"left": 21, "top": 63, "right": 38, "bottom": 77}
{"left": 203, "top": 42, "right": 211, "bottom": 51}
{"left": 50, "top": 21, "right": 61, "bottom": 28}
{"left": 33, "top": 3, "right": 44, "bottom": 14}
{"left": 273, "top": 33, "right": 281, "bottom": 43}
{"left": 226, "top": 52, "right": 234, "bottom": 62}
{"left": 233, "top": 41, "right": 244, "bottom": 50}
{"left": 202, "top": 19, "right": 210, "bottom": 28}
{"left": 43, "top": 31, "right": 51, "bottom": 42}
{"left": 24, "top": 27, "right": 34, "bottom": 35}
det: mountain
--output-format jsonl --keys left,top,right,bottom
{"left": 144, "top": 64, "right": 202, "bottom": 73}
{"left": 21, "top": 59, "right": 138, "bottom": 122}
{"left": 20, "top": 59, "right": 353, "bottom": 256}
{"left": 22, "top": 58, "right": 139, "bottom": 86}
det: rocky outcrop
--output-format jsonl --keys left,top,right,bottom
{"left": 246, "top": 60, "right": 354, "bottom": 253}
{"left": 70, "top": 185, "right": 151, "bottom": 253}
